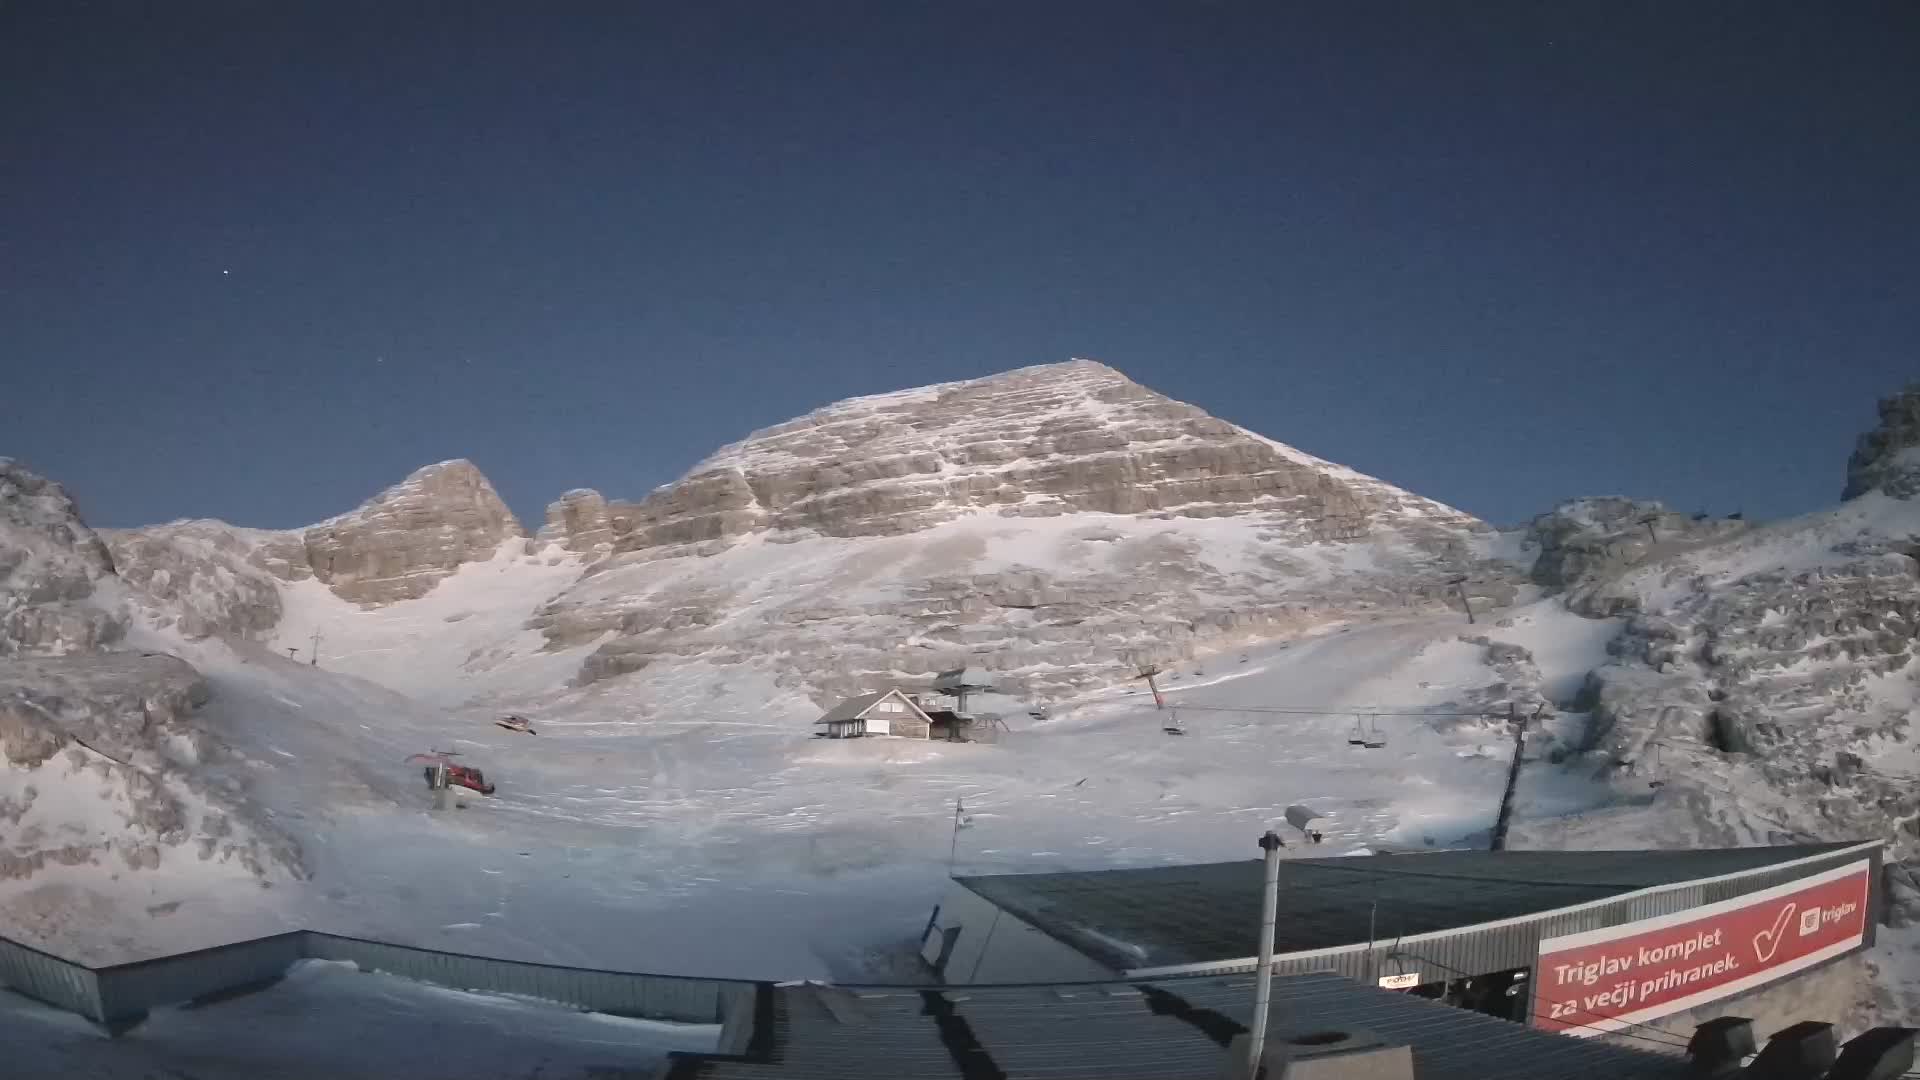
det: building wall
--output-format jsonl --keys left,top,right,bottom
{"left": 927, "top": 884, "right": 1118, "bottom": 985}
{"left": 892, "top": 714, "right": 930, "bottom": 739}
{"left": 1601, "top": 953, "right": 1867, "bottom": 1052}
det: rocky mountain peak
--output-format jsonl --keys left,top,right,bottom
{"left": 302, "top": 459, "right": 525, "bottom": 605}
{"left": 1843, "top": 382, "right": 1920, "bottom": 501}
{"left": 537, "top": 488, "right": 614, "bottom": 556}
{"left": 594, "top": 359, "right": 1483, "bottom": 559}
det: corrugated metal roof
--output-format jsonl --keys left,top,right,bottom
{"left": 669, "top": 971, "right": 1694, "bottom": 1079}
{"left": 954, "top": 843, "right": 1864, "bottom": 971}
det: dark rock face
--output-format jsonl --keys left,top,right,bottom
{"left": 1844, "top": 383, "right": 1920, "bottom": 500}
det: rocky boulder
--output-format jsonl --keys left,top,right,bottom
{"left": 1843, "top": 382, "right": 1920, "bottom": 500}
{"left": 303, "top": 459, "right": 525, "bottom": 605}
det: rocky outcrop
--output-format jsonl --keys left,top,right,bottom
{"left": 105, "top": 521, "right": 287, "bottom": 640}
{"left": 302, "top": 459, "right": 525, "bottom": 605}
{"left": 537, "top": 489, "right": 616, "bottom": 556}
{"left": 1536, "top": 502, "right": 1920, "bottom": 920}
{"left": 0, "top": 459, "right": 126, "bottom": 655}
{"left": 600, "top": 360, "right": 1484, "bottom": 559}
{"left": 0, "top": 652, "right": 300, "bottom": 885}
{"left": 110, "top": 460, "right": 522, "bottom": 617}
{"left": 1844, "top": 383, "right": 1920, "bottom": 500}
{"left": 1527, "top": 497, "right": 1747, "bottom": 595}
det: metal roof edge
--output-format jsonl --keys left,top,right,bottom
{"left": 1123, "top": 839, "right": 1883, "bottom": 980}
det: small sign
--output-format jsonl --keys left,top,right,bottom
{"left": 1378, "top": 972, "right": 1421, "bottom": 990}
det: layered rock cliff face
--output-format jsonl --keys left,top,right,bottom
{"left": 104, "top": 361, "right": 1502, "bottom": 702}
{"left": 1844, "top": 383, "right": 1920, "bottom": 501}
{"left": 110, "top": 459, "right": 527, "bottom": 630}
{"left": 537, "top": 489, "right": 614, "bottom": 556}
{"left": 531, "top": 361, "right": 1504, "bottom": 701}
{"left": 302, "top": 459, "right": 524, "bottom": 604}
{"left": 570, "top": 360, "right": 1484, "bottom": 560}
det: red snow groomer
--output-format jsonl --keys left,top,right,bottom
{"left": 407, "top": 750, "right": 496, "bottom": 796}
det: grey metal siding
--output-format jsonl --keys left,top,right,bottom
{"left": 0, "top": 934, "right": 103, "bottom": 1020}
{"left": 93, "top": 932, "right": 305, "bottom": 1022}
{"left": 303, "top": 932, "right": 744, "bottom": 1023}
{"left": 2, "top": 927, "right": 755, "bottom": 1031}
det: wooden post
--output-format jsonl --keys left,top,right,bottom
{"left": 309, "top": 627, "right": 322, "bottom": 667}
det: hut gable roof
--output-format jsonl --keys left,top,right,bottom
{"left": 814, "top": 689, "right": 930, "bottom": 725}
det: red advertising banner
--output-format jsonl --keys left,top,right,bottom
{"left": 1532, "top": 859, "right": 1871, "bottom": 1036}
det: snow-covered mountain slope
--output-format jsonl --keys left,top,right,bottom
{"left": 128, "top": 606, "right": 1619, "bottom": 980}
{"left": 111, "top": 360, "right": 1515, "bottom": 706}
{"left": 1510, "top": 479, "right": 1920, "bottom": 935}
{"left": 0, "top": 462, "right": 301, "bottom": 960}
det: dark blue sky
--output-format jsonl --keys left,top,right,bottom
{"left": 5, "top": 2, "right": 1917, "bottom": 530}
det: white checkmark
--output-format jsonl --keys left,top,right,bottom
{"left": 1753, "top": 903, "right": 1796, "bottom": 963}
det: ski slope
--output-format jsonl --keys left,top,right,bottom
{"left": 70, "top": 595, "right": 1626, "bottom": 983}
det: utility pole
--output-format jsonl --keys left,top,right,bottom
{"left": 1639, "top": 514, "right": 1660, "bottom": 544}
{"left": 309, "top": 627, "right": 321, "bottom": 667}
{"left": 1245, "top": 830, "right": 1285, "bottom": 1078}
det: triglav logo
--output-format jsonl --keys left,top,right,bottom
{"left": 1798, "top": 907, "right": 1822, "bottom": 937}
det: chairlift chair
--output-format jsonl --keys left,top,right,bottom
{"left": 1162, "top": 708, "right": 1186, "bottom": 736}
{"left": 1349, "top": 715, "right": 1387, "bottom": 749}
